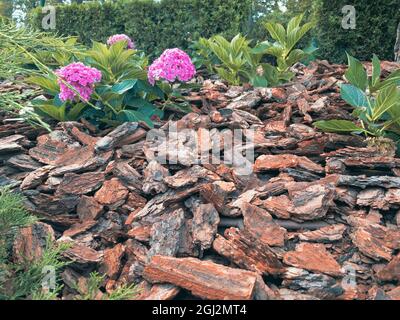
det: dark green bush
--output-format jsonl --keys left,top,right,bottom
{"left": 315, "top": 0, "right": 400, "bottom": 63}
{"left": 29, "top": 0, "right": 253, "bottom": 58}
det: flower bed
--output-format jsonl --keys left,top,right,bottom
{"left": 1, "top": 60, "right": 400, "bottom": 300}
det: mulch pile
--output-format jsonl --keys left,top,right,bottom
{"left": 1, "top": 60, "right": 400, "bottom": 300}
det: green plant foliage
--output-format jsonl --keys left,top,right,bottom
{"left": 8, "top": 238, "right": 71, "bottom": 300}
{"left": 315, "top": 0, "right": 400, "bottom": 63}
{"left": 314, "top": 54, "right": 400, "bottom": 140}
{"left": 195, "top": 34, "right": 261, "bottom": 86}
{"left": 259, "top": 13, "right": 316, "bottom": 84}
{"left": 0, "top": 187, "right": 37, "bottom": 244}
{"left": 195, "top": 14, "right": 315, "bottom": 87}
{"left": 0, "top": 18, "right": 83, "bottom": 80}
{"left": 74, "top": 272, "right": 139, "bottom": 300}
{"left": 30, "top": 41, "right": 165, "bottom": 127}
{"left": 29, "top": 0, "right": 253, "bottom": 59}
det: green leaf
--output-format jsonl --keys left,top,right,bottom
{"left": 345, "top": 54, "right": 368, "bottom": 91}
{"left": 265, "top": 22, "right": 286, "bottom": 45}
{"left": 67, "top": 102, "right": 87, "bottom": 120}
{"left": 371, "top": 84, "right": 400, "bottom": 121}
{"left": 117, "top": 109, "right": 154, "bottom": 128}
{"left": 287, "top": 14, "right": 304, "bottom": 35}
{"left": 341, "top": 84, "right": 369, "bottom": 108}
{"left": 251, "top": 41, "right": 270, "bottom": 54}
{"left": 125, "top": 97, "right": 164, "bottom": 118}
{"left": 314, "top": 120, "right": 366, "bottom": 133}
{"left": 371, "top": 54, "right": 381, "bottom": 88}
{"left": 286, "top": 49, "right": 307, "bottom": 66}
{"left": 112, "top": 79, "right": 137, "bottom": 94}
{"left": 250, "top": 75, "right": 268, "bottom": 88}
{"left": 27, "top": 75, "right": 59, "bottom": 96}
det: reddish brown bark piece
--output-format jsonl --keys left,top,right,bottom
{"left": 56, "top": 172, "right": 105, "bottom": 196}
{"left": 192, "top": 203, "right": 220, "bottom": 250}
{"left": 254, "top": 154, "right": 323, "bottom": 173}
{"left": 263, "top": 181, "right": 335, "bottom": 221}
{"left": 94, "top": 178, "right": 129, "bottom": 207}
{"left": 142, "top": 160, "right": 169, "bottom": 195}
{"left": 29, "top": 132, "right": 81, "bottom": 165}
{"left": 63, "top": 220, "right": 97, "bottom": 238}
{"left": 148, "top": 209, "right": 186, "bottom": 258}
{"left": 100, "top": 243, "right": 125, "bottom": 279}
{"left": 164, "top": 165, "right": 219, "bottom": 188}
{"left": 213, "top": 228, "right": 285, "bottom": 276}
{"left": 283, "top": 243, "right": 342, "bottom": 276}
{"left": 77, "top": 196, "right": 104, "bottom": 221}
{"left": 350, "top": 227, "right": 398, "bottom": 261}
{"left": 242, "top": 203, "right": 287, "bottom": 247}
{"left": 62, "top": 243, "right": 103, "bottom": 265}
{"left": 7, "top": 154, "right": 41, "bottom": 171}
{"left": 298, "top": 224, "right": 347, "bottom": 243}
{"left": 127, "top": 222, "right": 152, "bottom": 242}
{"left": 20, "top": 165, "right": 54, "bottom": 190}
{"left": 376, "top": 254, "right": 400, "bottom": 282}
{"left": 143, "top": 255, "right": 258, "bottom": 300}
{"left": 137, "top": 282, "right": 180, "bottom": 300}
{"left": 12, "top": 222, "right": 55, "bottom": 264}
{"left": 0, "top": 134, "right": 26, "bottom": 154}
{"left": 200, "top": 181, "right": 236, "bottom": 216}
{"left": 95, "top": 122, "right": 139, "bottom": 152}
{"left": 387, "top": 286, "right": 400, "bottom": 300}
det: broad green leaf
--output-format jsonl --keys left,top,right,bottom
{"left": 341, "top": 84, "right": 369, "bottom": 108}
{"left": 376, "top": 69, "right": 400, "bottom": 91}
{"left": 27, "top": 75, "right": 59, "bottom": 96}
{"left": 250, "top": 75, "right": 268, "bottom": 88}
{"left": 251, "top": 41, "right": 271, "bottom": 54}
{"left": 314, "top": 120, "right": 366, "bottom": 133}
{"left": 125, "top": 97, "right": 163, "bottom": 118}
{"left": 345, "top": 54, "right": 368, "bottom": 91}
{"left": 111, "top": 79, "right": 137, "bottom": 94}
{"left": 265, "top": 44, "right": 285, "bottom": 58}
{"left": 265, "top": 22, "right": 286, "bottom": 45}
{"left": 287, "top": 14, "right": 304, "bottom": 35}
{"left": 371, "top": 54, "right": 381, "bottom": 88}
{"left": 371, "top": 84, "right": 400, "bottom": 121}
{"left": 67, "top": 102, "right": 87, "bottom": 120}
{"left": 286, "top": 21, "right": 314, "bottom": 52}
{"left": 286, "top": 49, "right": 307, "bottom": 66}
{"left": 117, "top": 109, "right": 154, "bottom": 128}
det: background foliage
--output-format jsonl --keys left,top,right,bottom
{"left": 315, "top": 0, "right": 400, "bottom": 63}
{"left": 29, "top": 0, "right": 253, "bottom": 58}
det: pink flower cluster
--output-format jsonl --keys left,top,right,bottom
{"left": 148, "top": 48, "right": 196, "bottom": 86}
{"left": 56, "top": 62, "right": 102, "bottom": 102}
{"left": 107, "top": 34, "right": 135, "bottom": 49}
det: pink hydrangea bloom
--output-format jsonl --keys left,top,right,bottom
{"left": 56, "top": 62, "right": 102, "bottom": 102}
{"left": 107, "top": 34, "right": 135, "bottom": 49}
{"left": 148, "top": 48, "right": 196, "bottom": 86}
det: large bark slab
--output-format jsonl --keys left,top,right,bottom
{"left": 213, "top": 228, "right": 285, "bottom": 276}
{"left": 143, "top": 255, "right": 258, "bottom": 300}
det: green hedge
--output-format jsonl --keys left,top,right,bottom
{"left": 30, "top": 0, "right": 252, "bottom": 58}
{"left": 315, "top": 0, "right": 400, "bottom": 63}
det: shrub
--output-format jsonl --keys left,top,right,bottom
{"left": 29, "top": 0, "right": 253, "bottom": 58}
{"left": 0, "top": 187, "right": 69, "bottom": 300}
{"left": 315, "top": 0, "right": 400, "bottom": 63}
{"left": 29, "top": 40, "right": 168, "bottom": 127}
{"left": 195, "top": 14, "right": 315, "bottom": 87}
{"left": 314, "top": 54, "right": 400, "bottom": 155}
